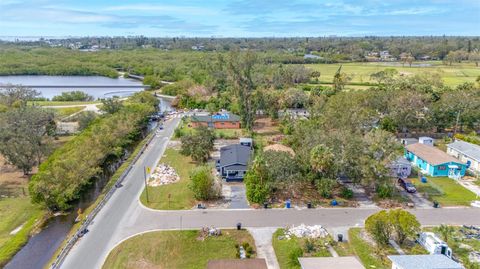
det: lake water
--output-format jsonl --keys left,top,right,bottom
{"left": 0, "top": 75, "right": 147, "bottom": 99}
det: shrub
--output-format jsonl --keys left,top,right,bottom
{"left": 189, "top": 166, "right": 218, "bottom": 201}
{"left": 376, "top": 183, "right": 393, "bottom": 198}
{"left": 340, "top": 186, "right": 354, "bottom": 199}
{"left": 316, "top": 178, "right": 335, "bottom": 198}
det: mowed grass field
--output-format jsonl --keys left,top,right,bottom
{"left": 304, "top": 61, "right": 480, "bottom": 87}
{"left": 140, "top": 148, "right": 196, "bottom": 210}
{"left": 416, "top": 177, "right": 478, "bottom": 206}
{"left": 102, "top": 230, "right": 255, "bottom": 269}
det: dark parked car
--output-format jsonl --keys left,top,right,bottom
{"left": 398, "top": 178, "right": 416, "bottom": 193}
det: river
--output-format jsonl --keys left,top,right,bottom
{"left": 2, "top": 75, "right": 171, "bottom": 269}
{"left": 0, "top": 75, "right": 147, "bottom": 99}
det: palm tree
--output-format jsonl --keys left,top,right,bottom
{"left": 437, "top": 224, "right": 455, "bottom": 243}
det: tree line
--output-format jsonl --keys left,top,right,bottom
{"left": 28, "top": 91, "right": 158, "bottom": 210}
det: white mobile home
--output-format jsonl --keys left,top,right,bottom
{"left": 447, "top": 140, "right": 480, "bottom": 174}
{"left": 418, "top": 232, "right": 452, "bottom": 258}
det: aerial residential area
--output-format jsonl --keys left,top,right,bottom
{"left": 0, "top": 1, "right": 480, "bottom": 269}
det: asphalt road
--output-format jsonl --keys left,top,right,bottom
{"left": 60, "top": 115, "right": 181, "bottom": 269}
{"left": 60, "top": 113, "right": 480, "bottom": 269}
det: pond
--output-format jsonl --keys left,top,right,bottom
{"left": 0, "top": 75, "right": 147, "bottom": 99}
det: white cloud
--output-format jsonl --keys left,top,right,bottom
{"left": 104, "top": 4, "right": 215, "bottom": 15}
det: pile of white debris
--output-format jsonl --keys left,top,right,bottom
{"left": 285, "top": 224, "right": 329, "bottom": 239}
{"left": 148, "top": 164, "right": 179, "bottom": 186}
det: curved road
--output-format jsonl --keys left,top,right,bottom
{"left": 60, "top": 113, "right": 480, "bottom": 269}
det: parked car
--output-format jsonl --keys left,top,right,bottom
{"left": 398, "top": 178, "right": 416, "bottom": 193}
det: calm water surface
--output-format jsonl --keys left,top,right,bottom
{"left": 0, "top": 75, "right": 146, "bottom": 99}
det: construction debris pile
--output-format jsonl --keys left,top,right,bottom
{"left": 461, "top": 225, "right": 480, "bottom": 240}
{"left": 198, "top": 226, "right": 222, "bottom": 241}
{"left": 285, "top": 224, "right": 329, "bottom": 239}
{"left": 148, "top": 164, "right": 179, "bottom": 186}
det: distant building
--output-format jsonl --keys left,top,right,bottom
{"left": 304, "top": 54, "right": 322, "bottom": 60}
{"left": 217, "top": 143, "right": 253, "bottom": 181}
{"left": 390, "top": 157, "right": 412, "bottom": 178}
{"left": 405, "top": 143, "right": 466, "bottom": 178}
{"left": 400, "top": 138, "right": 418, "bottom": 146}
{"left": 447, "top": 140, "right": 480, "bottom": 174}
{"left": 388, "top": 255, "right": 463, "bottom": 269}
{"left": 419, "top": 136, "right": 434, "bottom": 146}
{"left": 299, "top": 257, "right": 365, "bottom": 269}
{"left": 239, "top": 137, "right": 253, "bottom": 148}
{"left": 190, "top": 112, "right": 241, "bottom": 129}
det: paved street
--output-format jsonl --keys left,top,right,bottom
{"left": 60, "top": 113, "right": 480, "bottom": 269}
{"left": 60, "top": 115, "right": 181, "bottom": 269}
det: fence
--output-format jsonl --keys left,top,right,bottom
{"left": 50, "top": 130, "right": 156, "bottom": 269}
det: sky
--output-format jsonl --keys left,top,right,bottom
{"left": 0, "top": 0, "right": 479, "bottom": 37}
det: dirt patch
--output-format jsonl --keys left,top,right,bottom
{"left": 0, "top": 155, "right": 31, "bottom": 197}
{"left": 254, "top": 117, "right": 281, "bottom": 136}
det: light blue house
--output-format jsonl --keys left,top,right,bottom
{"left": 404, "top": 143, "right": 466, "bottom": 179}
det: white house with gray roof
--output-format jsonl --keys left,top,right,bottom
{"left": 447, "top": 140, "right": 480, "bottom": 174}
{"left": 388, "top": 255, "right": 464, "bottom": 269}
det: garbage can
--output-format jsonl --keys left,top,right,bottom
{"left": 307, "top": 202, "right": 312, "bottom": 209}
{"left": 421, "top": 176, "right": 427, "bottom": 183}
{"left": 433, "top": 201, "right": 439, "bottom": 208}
{"left": 331, "top": 199, "right": 338, "bottom": 206}
{"left": 263, "top": 202, "right": 268, "bottom": 209}
{"left": 285, "top": 199, "right": 291, "bottom": 209}
{"left": 337, "top": 234, "right": 343, "bottom": 242}
{"left": 237, "top": 222, "right": 242, "bottom": 230}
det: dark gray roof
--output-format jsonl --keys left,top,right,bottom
{"left": 223, "top": 164, "right": 248, "bottom": 171}
{"left": 448, "top": 140, "right": 480, "bottom": 161}
{"left": 191, "top": 113, "right": 240, "bottom": 123}
{"left": 388, "top": 255, "right": 464, "bottom": 269}
{"left": 219, "top": 144, "right": 252, "bottom": 167}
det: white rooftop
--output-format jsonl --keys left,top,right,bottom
{"left": 448, "top": 140, "right": 480, "bottom": 161}
{"left": 388, "top": 255, "right": 464, "bottom": 269}
{"left": 299, "top": 257, "right": 365, "bottom": 269}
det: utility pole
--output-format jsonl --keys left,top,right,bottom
{"left": 144, "top": 166, "right": 150, "bottom": 203}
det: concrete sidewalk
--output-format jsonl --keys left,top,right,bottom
{"left": 248, "top": 228, "right": 280, "bottom": 269}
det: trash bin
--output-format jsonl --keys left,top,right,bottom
{"left": 307, "top": 202, "right": 312, "bottom": 209}
{"left": 263, "top": 202, "right": 268, "bottom": 209}
{"left": 337, "top": 234, "right": 343, "bottom": 242}
{"left": 433, "top": 201, "right": 439, "bottom": 208}
{"left": 237, "top": 222, "right": 242, "bottom": 230}
{"left": 331, "top": 199, "right": 338, "bottom": 206}
{"left": 421, "top": 176, "right": 427, "bottom": 183}
{"left": 285, "top": 199, "right": 291, "bottom": 209}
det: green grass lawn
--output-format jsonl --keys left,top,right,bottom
{"left": 140, "top": 148, "right": 196, "bottom": 210}
{"left": 416, "top": 177, "right": 477, "bottom": 206}
{"left": 0, "top": 197, "right": 44, "bottom": 267}
{"left": 304, "top": 61, "right": 480, "bottom": 87}
{"left": 272, "top": 229, "right": 331, "bottom": 269}
{"left": 348, "top": 228, "right": 396, "bottom": 269}
{"left": 49, "top": 106, "right": 85, "bottom": 118}
{"left": 102, "top": 229, "right": 255, "bottom": 269}
{"left": 29, "top": 100, "right": 101, "bottom": 106}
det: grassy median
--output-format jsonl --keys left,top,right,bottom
{"left": 102, "top": 229, "right": 255, "bottom": 269}
{"left": 140, "top": 148, "right": 196, "bottom": 210}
